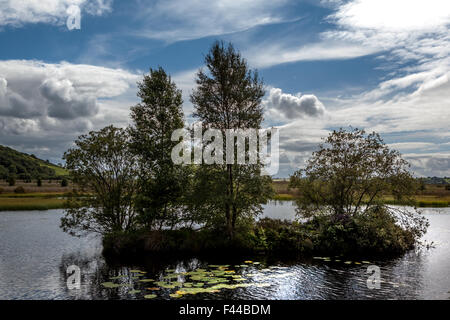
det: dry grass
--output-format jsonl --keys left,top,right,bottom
{"left": 272, "top": 180, "right": 450, "bottom": 207}
{"left": 0, "top": 197, "right": 66, "bottom": 211}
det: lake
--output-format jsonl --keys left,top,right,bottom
{"left": 1, "top": 201, "right": 449, "bottom": 300}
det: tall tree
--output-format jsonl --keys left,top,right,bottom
{"left": 129, "top": 67, "right": 189, "bottom": 229}
{"left": 190, "top": 41, "right": 273, "bottom": 239}
{"left": 61, "top": 126, "right": 138, "bottom": 236}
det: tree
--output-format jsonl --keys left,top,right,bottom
{"left": 289, "top": 128, "right": 428, "bottom": 239}
{"left": 190, "top": 41, "right": 273, "bottom": 239}
{"left": 128, "top": 67, "right": 190, "bottom": 230}
{"left": 61, "top": 126, "right": 138, "bottom": 236}
{"left": 61, "top": 178, "right": 68, "bottom": 187}
{"left": 37, "top": 178, "right": 42, "bottom": 187}
{"left": 7, "top": 176, "right": 15, "bottom": 186}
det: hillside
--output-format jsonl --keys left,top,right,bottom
{"left": 0, "top": 145, "right": 68, "bottom": 180}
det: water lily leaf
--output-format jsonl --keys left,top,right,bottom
{"left": 362, "top": 261, "right": 371, "bottom": 264}
{"left": 129, "top": 290, "right": 141, "bottom": 294}
{"left": 344, "top": 261, "right": 352, "bottom": 264}
{"left": 139, "top": 279, "right": 154, "bottom": 282}
{"left": 109, "top": 276, "right": 126, "bottom": 280}
{"left": 144, "top": 294, "right": 157, "bottom": 299}
{"left": 354, "top": 262, "right": 361, "bottom": 265}
{"left": 244, "top": 260, "right": 253, "bottom": 263}
{"left": 183, "top": 282, "right": 193, "bottom": 287}
{"left": 101, "top": 282, "right": 120, "bottom": 288}
{"left": 252, "top": 262, "right": 261, "bottom": 265}
{"left": 130, "top": 269, "right": 144, "bottom": 273}
{"left": 193, "top": 283, "right": 204, "bottom": 287}
{"left": 224, "top": 270, "right": 235, "bottom": 273}
{"left": 170, "top": 293, "right": 182, "bottom": 298}
{"left": 147, "top": 287, "right": 161, "bottom": 291}
{"left": 239, "top": 265, "right": 249, "bottom": 267}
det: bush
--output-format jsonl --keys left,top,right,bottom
{"left": 0, "top": 187, "right": 4, "bottom": 194}
{"left": 37, "top": 178, "right": 42, "bottom": 187}
{"left": 445, "top": 185, "right": 450, "bottom": 191}
{"left": 301, "top": 206, "right": 419, "bottom": 256}
{"left": 61, "top": 178, "right": 68, "bottom": 187}
{"left": 14, "top": 186, "right": 26, "bottom": 194}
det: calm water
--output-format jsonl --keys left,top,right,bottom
{"left": 1, "top": 202, "right": 449, "bottom": 300}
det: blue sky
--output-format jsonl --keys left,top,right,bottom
{"left": 0, "top": 0, "right": 449, "bottom": 177}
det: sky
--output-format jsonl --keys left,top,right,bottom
{"left": 0, "top": 0, "right": 449, "bottom": 177}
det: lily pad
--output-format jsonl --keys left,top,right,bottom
{"left": 244, "top": 260, "right": 253, "bottom": 264}
{"left": 147, "top": 287, "right": 160, "bottom": 290}
{"left": 129, "top": 290, "right": 141, "bottom": 294}
{"left": 101, "top": 282, "right": 120, "bottom": 288}
{"left": 170, "top": 293, "right": 182, "bottom": 298}
{"left": 344, "top": 261, "right": 352, "bottom": 264}
{"left": 139, "top": 279, "right": 154, "bottom": 282}
{"left": 144, "top": 294, "right": 157, "bottom": 299}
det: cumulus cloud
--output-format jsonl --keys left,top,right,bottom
{"left": 0, "top": 0, "right": 112, "bottom": 28}
{"left": 263, "top": 87, "right": 325, "bottom": 120}
{"left": 0, "top": 59, "right": 138, "bottom": 162}
{"left": 0, "top": 60, "right": 137, "bottom": 120}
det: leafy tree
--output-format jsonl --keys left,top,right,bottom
{"left": 61, "top": 178, "right": 68, "bottom": 187}
{"left": 61, "top": 126, "right": 138, "bottom": 236}
{"left": 7, "top": 176, "right": 15, "bottom": 186}
{"left": 190, "top": 41, "right": 273, "bottom": 239}
{"left": 37, "top": 178, "right": 42, "bottom": 187}
{"left": 128, "top": 67, "right": 190, "bottom": 230}
{"left": 290, "top": 128, "right": 428, "bottom": 240}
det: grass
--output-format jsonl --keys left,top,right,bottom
{"left": 270, "top": 180, "right": 450, "bottom": 207}
{"left": 0, "top": 197, "right": 66, "bottom": 211}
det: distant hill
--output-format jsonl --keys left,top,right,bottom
{"left": 0, "top": 145, "right": 68, "bottom": 180}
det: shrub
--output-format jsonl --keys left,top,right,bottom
{"left": 445, "top": 185, "right": 450, "bottom": 191}
{"left": 0, "top": 187, "right": 4, "bottom": 194}
{"left": 61, "top": 178, "right": 68, "bottom": 187}
{"left": 37, "top": 178, "right": 42, "bottom": 187}
{"left": 14, "top": 186, "right": 26, "bottom": 194}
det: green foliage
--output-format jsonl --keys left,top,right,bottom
{"left": 289, "top": 128, "right": 428, "bottom": 249}
{"left": 128, "top": 67, "right": 190, "bottom": 230}
{"left": 190, "top": 41, "right": 273, "bottom": 239}
{"left": 37, "top": 178, "right": 42, "bottom": 187}
{"left": 61, "top": 178, "right": 68, "bottom": 187}
{"left": 61, "top": 126, "right": 138, "bottom": 236}
{"left": 7, "top": 176, "right": 15, "bottom": 186}
{"left": 0, "top": 145, "right": 67, "bottom": 180}
{"left": 14, "top": 186, "right": 26, "bottom": 194}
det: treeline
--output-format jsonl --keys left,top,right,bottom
{"left": 0, "top": 145, "right": 65, "bottom": 180}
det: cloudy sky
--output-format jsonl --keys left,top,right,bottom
{"left": 0, "top": 0, "right": 449, "bottom": 177}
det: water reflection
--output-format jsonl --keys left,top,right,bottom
{"left": 1, "top": 204, "right": 450, "bottom": 300}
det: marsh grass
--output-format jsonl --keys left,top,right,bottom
{"left": 0, "top": 197, "right": 66, "bottom": 211}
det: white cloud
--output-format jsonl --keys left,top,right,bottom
{"left": 247, "top": 40, "right": 379, "bottom": 68}
{"left": 0, "top": 59, "right": 138, "bottom": 162}
{"left": 330, "top": 0, "right": 450, "bottom": 32}
{"left": 133, "top": 0, "right": 292, "bottom": 42}
{"left": 264, "top": 87, "right": 325, "bottom": 120}
{"left": 0, "top": 0, "right": 112, "bottom": 28}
